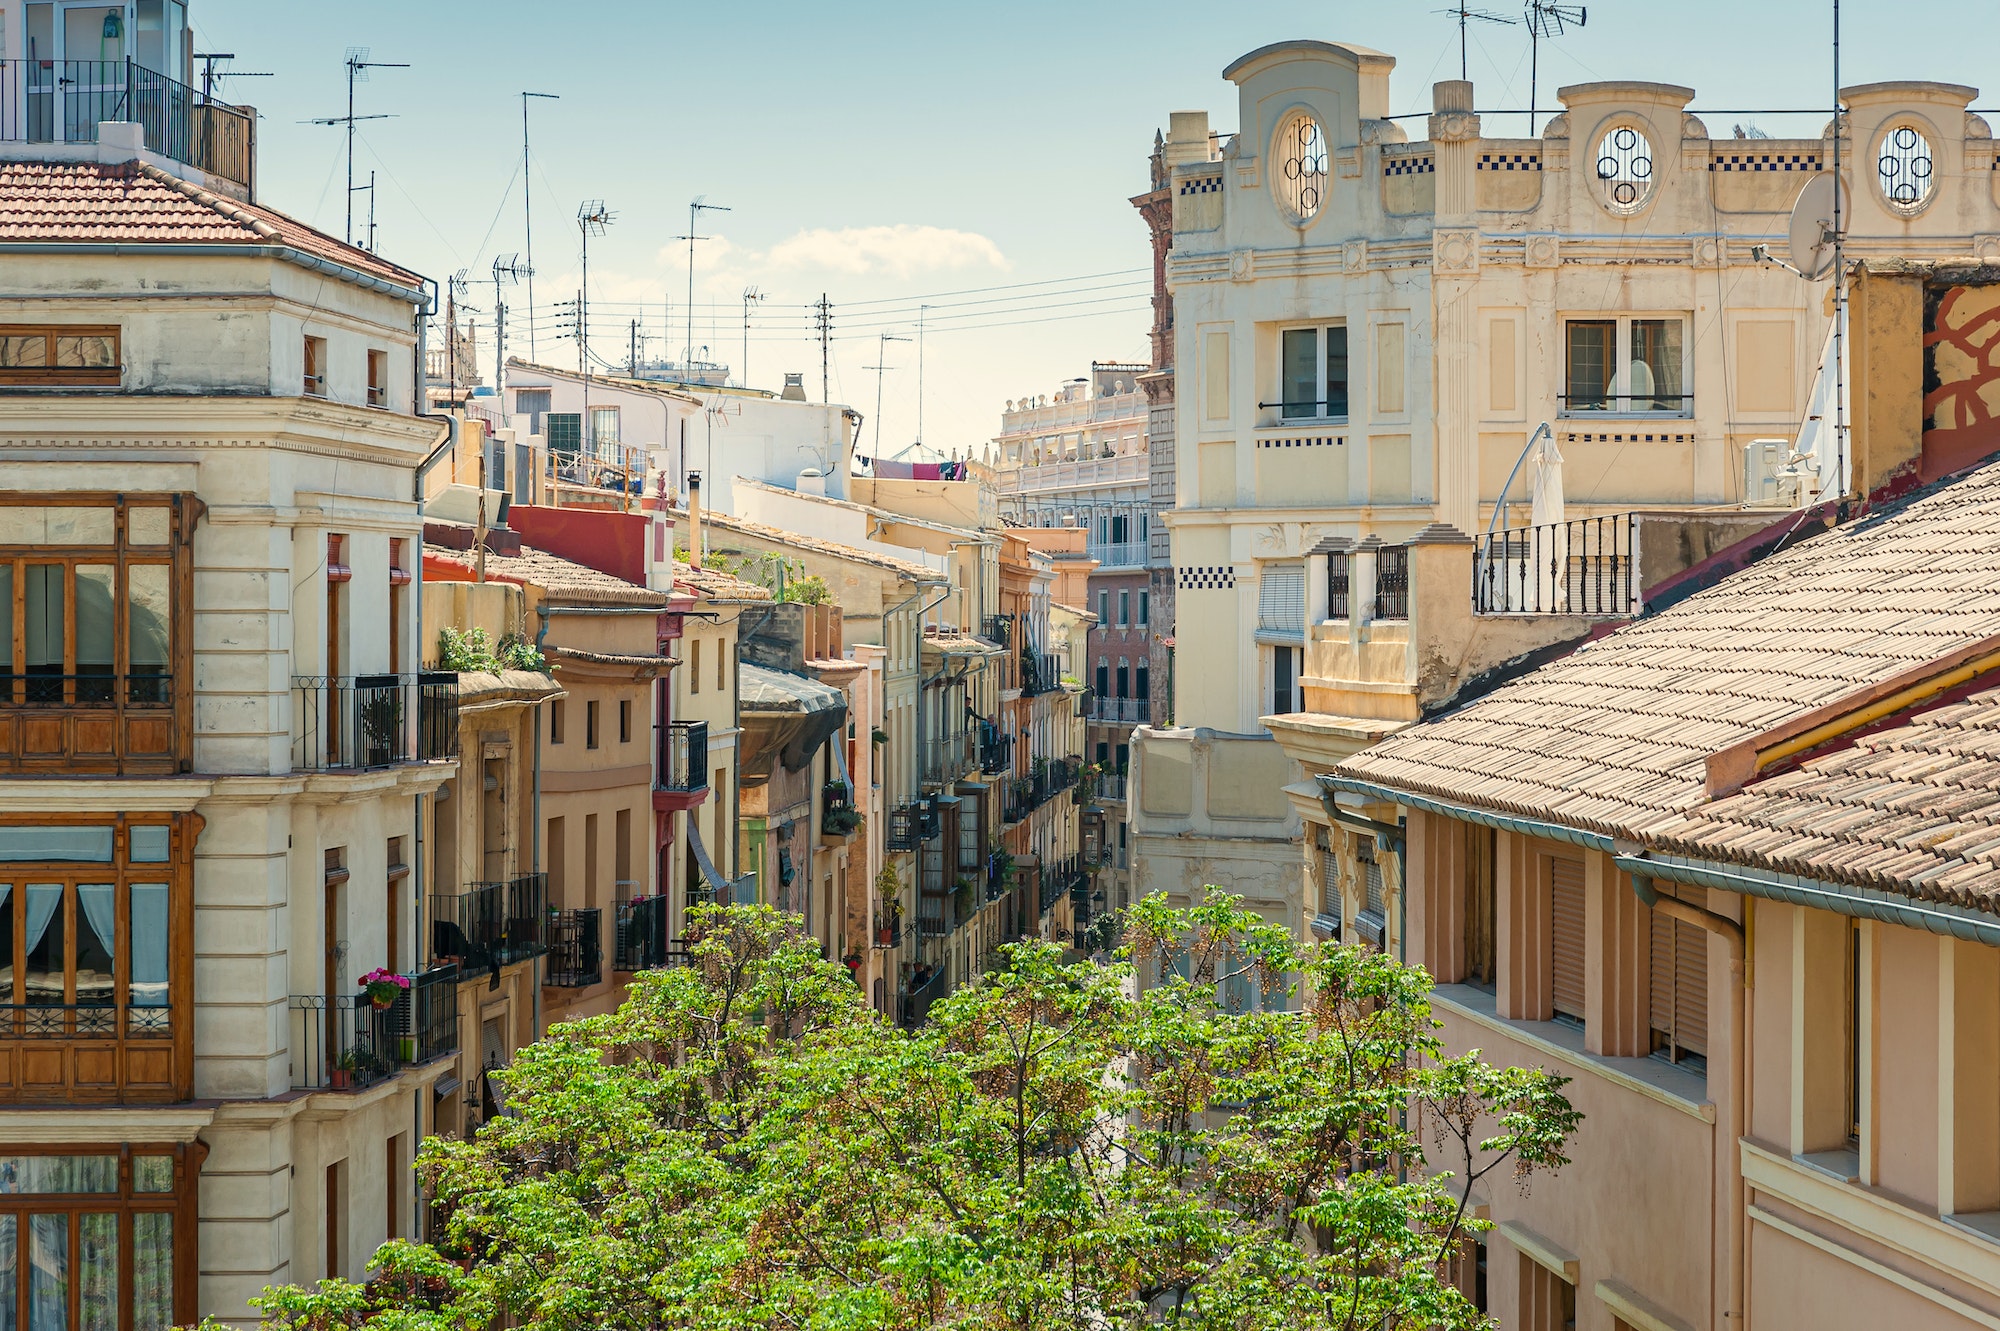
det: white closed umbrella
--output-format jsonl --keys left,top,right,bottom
{"left": 1529, "top": 432, "right": 1567, "bottom": 610}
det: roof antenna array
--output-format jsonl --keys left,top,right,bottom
{"left": 1433, "top": 2, "right": 1515, "bottom": 82}
{"left": 1524, "top": 1, "right": 1584, "bottom": 135}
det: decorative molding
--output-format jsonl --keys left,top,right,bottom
{"left": 1255, "top": 433, "right": 1345, "bottom": 449}
{"left": 1176, "top": 565, "right": 1235, "bottom": 591}
{"left": 1342, "top": 239, "right": 1368, "bottom": 271}
{"left": 1228, "top": 249, "right": 1255, "bottom": 283}
{"left": 1433, "top": 228, "right": 1480, "bottom": 274}
{"left": 1524, "top": 234, "right": 1561, "bottom": 269}
{"left": 1975, "top": 235, "right": 2000, "bottom": 263}
{"left": 1335, "top": 148, "right": 1361, "bottom": 179}
{"left": 1429, "top": 110, "right": 1481, "bottom": 144}
{"left": 1692, "top": 235, "right": 1725, "bottom": 269}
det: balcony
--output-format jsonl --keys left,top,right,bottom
{"left": 1095, "top": 771, "right": 1128, "bottom": 803}
{"left": 289, "top": 967, "right": 459, "bottom": 1092}
{"left": 430, "top": 873, "right": 547, "bottom": 975}
{"left": 655, "top": 719, "right": 710, "bottom": 809}
{"left": 614, "top": 896, "right": 672, "bottom": 971}
{"left": 996, "top": 450, "right": 1147, "bottom": 496}
{"left": 982, "top": 615, "right": 1012, "bottom": 649}
{"left": 294, "top": 674, "right": 459, "bottom": 772}
{"left": 0, "top": 59, "right": 256, "bottom": 193}
{"left": 1040, "top": 856, "right": 1085, "bottom": 915}
{"left": 1019, "top": 652, "right": 1064, "bottom": 697}
{"left": 547, "top": 909, "right": 604, "bottom": 988}
{"left": 922, "top": 728, "right": 974, "bottom": 787}
{"left": 0, "top": 671, "right": 182, "bottom": 776}
{"left": 1086, "top": 540, "right": 1146, "bottom": 570}
{"left": 1089, "top": 696, "right": 1150, "bottom": 725}
{"left": 886, "top": 800, "right": 939, "bottom": 852}
{"left": 1474, "top": 514, "right": 1638, "bottom": 616}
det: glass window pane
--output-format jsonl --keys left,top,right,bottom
{"left": 0, "top": 829, "right": 113, "bottom": 863}
{"left": 0, "top": 885, "right": 12, "bottom": 1007}
{"left": 74, "top": 886, "right": 113, "bottom": 1009}
{"left": 1326, "top": 325, "right": 1349, "bottom": 418}
{"left": 23, "top": 568, "right": 61, "bottom": 701}
{"left": 132, "top": 1157, "right": 172, "bottom": 1193}
{"left": 53, "top": 337, "right": 114, "bottom": 370}
{"left": 78, "top": 1213, "right": 115, "bottom": 1331}
{"left": 0, "top": 336, "right": 46, "bottom": 368}
{"left": 1630, "top": 319, "right": 1684, "bottom": 412}
{"left": 126, "top": 507, "right": 169, "bottom": 547}
{"left": 1566, "top": 321, "right": 1615, "bottom": 410}
{"left": 1281, "top": 328, "right": 1319, "bottom": 419}
{"left": 75, "top": 566, "right": 114, "bottom": 703}
{"left": 22, "top": 886, "right": 62, "bottom": 1009}
{"left": 128, "top": 884, "right": 169, "bottom": 1008}
{"left": 26, "top": 1213, "right": 62, "bottom": 1331}
{"left": 0, "top": 1158, "right": 116, "bottom": 1194}
{"left": 128, "top": 827, "right": 169, "bottom": 863}
{"left": 0, "top": 1213, "right": 15, "bottom": 1331}
{"left": 133, "top": 1212, "right": 171, "bottom": 1331}
{"left": 127, "top": 565, "right": 170, "bottom": 704}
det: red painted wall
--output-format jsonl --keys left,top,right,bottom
{"left": 508, "top": 504, "right": 650, "bottom": 586}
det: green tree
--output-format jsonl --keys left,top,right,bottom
{"left": 230, "top": 894, "right": 1578, "bottom": 1330}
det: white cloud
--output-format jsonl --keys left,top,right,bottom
{"left": 762, "top": 224, "right": 1008, "bottom": 279}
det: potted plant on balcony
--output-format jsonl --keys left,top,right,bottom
{"left": 357, "top": 686, "right": 404, "bottom": 767}
{"left": 822, "top": 805, "right": 862, "bottom": 842}
{"left": 360, "top": 967, "right": 409, "bottom": 1011}
{"left": 331, "top": 1046, "right": 358, "bottom": 1090}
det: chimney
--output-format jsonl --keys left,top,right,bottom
{"left": 686, "top": 471, "right": 703, "bottom": 565}
{"left": 780, "top": 373, "right": 807, "bottom": 402}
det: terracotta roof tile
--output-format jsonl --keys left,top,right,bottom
{"left": 424, "top": 543, "right": 666, "bottom": 607}
{"left": 0, "top": 160, "right": 423, "bottom": 289}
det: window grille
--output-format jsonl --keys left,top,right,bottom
{"left": 1374, "top": 546, "right": 1410, "bottom": 621}
{"left": 1595, "top": 125, "right": 1654, "bottom": 213}
{"left": 1275, "top": 111, "right": 1328, "bottom": 223}
{"left": 1327, "top": 552, "right": 1351, "bottom": 620}
{"left": 1877, "top": 124, "right": 1934, "bottom": 211}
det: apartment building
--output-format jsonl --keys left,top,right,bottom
{"left": 1328, "top": 264, "right": 2000, "bottom": 1328}
{"left": 0, "top": 103, "right": 467, "bottom": 1321}
{"left": 1131, "top": 38, "right": 2000, "bottom": 934}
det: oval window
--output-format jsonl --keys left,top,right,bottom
{"left": 1595, "top": 124, "right": 1655, "bottom": 215}
{"left": 1274, "top": 111, "right": 1328, "bottom": 225}
{"left": 1877, "top": 124, "right": 1934, "bottom": 213}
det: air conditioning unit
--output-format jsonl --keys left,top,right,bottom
{"left": 1743, "top": 437, "right": 1803, "bottom": 507}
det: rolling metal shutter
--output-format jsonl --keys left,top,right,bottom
{"left": 1550, "top": 855, "right": 1586, "bottom": 1021}
{"left": 1650, "top": 885, "right": 1709, "bottom": 1059}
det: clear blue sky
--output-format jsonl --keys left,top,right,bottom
{"left": 197, "top": 0, "right": 1982, "bottom": 457}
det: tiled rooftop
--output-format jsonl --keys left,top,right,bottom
{"left": 0, "top": 160, "right": 424, "bottom": 289}
{"left": 1339, "top": 458, "right": 2000, "bottom": 853}
{"left": 675, "top": 505, "right": 941, "bottom": 582}
{"left": 425, "top": 543, "right": 666, "bottom": 608}
{"left": 1649, "top": 687, "right": 2000, "bottom": 908}
{"left": 670, "top": 561, "right": 773, "bottom": 602}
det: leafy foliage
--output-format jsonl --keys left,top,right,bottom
{"left": 222, "top": 895, "right": 1578, "bottom": 1331}
{"left": 436, "top": 625, "right": 549, "bottom": 674}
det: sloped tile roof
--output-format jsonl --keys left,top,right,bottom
{"left": 670, "top": 561, "right": 772, "bottom": 602}
{"left": 1339, "top": 458, "right": 2000, "bottom": 850}
{"left": 0, "top": 160, "right": 424, "bottom": 289}
{"left": 677, "top": 505, "right": 940, "bottom": 582}
{"left": 1649, "top": 687, "right": 2000, "bottom": 908}
{"left": 425, "top": 543, "right": 667, "bottom": 607}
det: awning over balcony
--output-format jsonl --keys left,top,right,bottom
{"left": 922, "top": 630, "right": 1006, "bottom": 659}
{"left": 688, "top": 817, "right": 733, "bottom": 898}
{"left": 740, "top": 663, "right": 848, "bottom": 780}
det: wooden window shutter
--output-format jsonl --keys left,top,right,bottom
{"left": 1550, "top": 855, "right": 1586, "bottom": 1020}
{"left": 1360, "top": 838, "right": 1384, "bottom": 914}
{"left": 1464, "top": 825, "right": 1496, "bottom": 988}
{"left": 1649, "top": 885, "right": 1709, "bottom": 1059}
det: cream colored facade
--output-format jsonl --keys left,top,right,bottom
{"left": 1134, "top": 39, "right": 2000, "bottom": 929}
{"left": 0, "top": 142, "right": 454, "bottom": 1324}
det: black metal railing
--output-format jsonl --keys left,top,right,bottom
{"left": 917, "top": 898, "right": 949, "bottom": 938}
{"left": 1089, "top": 696, "right": 1150, "bottom": 724}
{"left": 1020, "top": 652, "right": 1064, "bottom": 697}
{"left": 657, "top": 719, "right": 709, "bottom": 792}
{"left": 547, "top": 908, "right": 604, "bottom": 988}
{"left": 614, "top": 896, "right": 672, "bottom": 971}
{"left": 1473, "top": 514, "right": 1637, "bottom": 616}
{"left": 1328, "top": 552, "right": 1351, "bottom": 620}
{"left": 0, "top": 59, "right": 255, "bottom": 190}
{"left": 431, "top": 873, "right": 548, "bottom": 973}
{"left": 1373, "top": 546, "right": 1410, "bottom": 621}
{"left": 900, "top": 967, "right": 952, "bottom": 1028}
{"left": 0, "top": 671, "right": 172, "bottom": 706}
{"left": 872, "top": 918, "right": 903, "bottom": 949}
{"left": 289, "top": 993, "right": 399, "bottom": 1092}
{"left": 923, "top": 729, "right": 973, "bottom": 786}
{"left": 399, "top": 964, "right": 460, "bottom": 1066}
{"left": 296, "top": 674, "right": 458, "bottom": 771}
{"left": 886, "top": 801, "right": 938, "bottom": 851}
{"left": 1096, "top": 772, "right": 1128, "bottom": 802}
{"left": 979, "top": 723, "right": 1013, "bottom": 775}
{"left": 1039, "top": 856, "right": 1085, "bottom": 915}
{"left": 1558, "top": 392, "right": 1693, "bottom": 415}
{"left": 982, "top": 614, "right": 1012, "bottom": 649}
{"left": 418, "top": 671, "right": 459, "bottom": 760}
{"left": 0, "top": 1003, "right": 169, "bottom": 1039}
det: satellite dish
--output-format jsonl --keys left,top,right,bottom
{"left": 1787, "top": 174, "right": 1848, "bottom": 280}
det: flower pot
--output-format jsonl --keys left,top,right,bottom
{"left": 877, "top": 927, "right": 893, "bottom": 945}
{"left": 330, "top": 1068, "right": 351, "bottom": 1091}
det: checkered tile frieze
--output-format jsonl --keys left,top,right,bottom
{"left": 1563, "top": 431, "right": 1693, "bottom": 445}
{"left": 1477, "top": 152, "right": 1542, "bottom": 171}
{"left": 1708, "top": 153, "right": 1822, "bottom": 172}
{"left": 1256, "top": 434, "right": 1346, "bottom": 449}
{"left": 1382, "top": 155, "right": 1436, "bottom": 177}
{"left": 1177, "top": 565, "right": 1236, "bottom": 591}
{"left": 1178, "top": 174, "right": 1224, "bottom": 195}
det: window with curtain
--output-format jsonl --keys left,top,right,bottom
{"left": 0, "top": 819, "right": 183, "bottom": 1102}
{"left": 0, "top": 1146, "right": 192, "bottom": 1329}
{"left": 1564, "top": 316, "right": 1690, "bottom": 416}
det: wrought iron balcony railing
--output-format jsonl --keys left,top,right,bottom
{"left": 1473, "top": 514, "right": 1638, "bottom": 617}
{"left": 614, "top": 896, "right": 672, "bottom": 972}
{"left": 922, "top": 729, "right": 974, "bottom": 786}
{"left": 289, "top": 968, "right": 459, "bottom": 1093}
{"left": 981, "top": 614, "right": 1012, "bottom": 649}
{"left": 547, "top": 908, "right": 604, "bottom": 988}
{"left": 294, "top": 673, "right": 458, "bottom": 772}
{"left": 886, "top": 800, "right": 939, "bottom": 851}
{"left": 657, "top": 719, "right": 709, "bottom": 791}
{"left": 0, "top": 59, "right": 256, "bottom": 191}
{"left": 430, "top": 873, "right": 547, "bottom": 973}
{"left": 1089, "top": 696, "right": 1150, "bottom": 724}
{"left": 979, "top": 724, "right": 1013, "bottom": 775}
{"left": 1019, "top": 652, "right": 1064, "bottom": 697}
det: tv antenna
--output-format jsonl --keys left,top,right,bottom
{"left": 192, "top": 52, "right": 270, "bottom": 102}
{"left": 676, "top": 196, "right": 729, "bottom": 374}
{"left": 306, "top": 49, "right": 408, "bottom": 246}
{"left": 740, "top": 286, "right": 765, "bottom": 388}
{"left": 576, "top": 200, "right": 614, "bottom": 376}
{"left": 490, "top": 254, "right": 531, "bottom": 419}
{"left": 1434, "top": 3, "right": 1515, "bottom": 81}
{"left": 1524, "top": 2, "right": 1584, "bottom": 135}
{"left": 864, "top": 333, "right": 911, "bottom": 458}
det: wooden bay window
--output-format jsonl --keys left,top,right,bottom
{"left": 0, "top": 1143, "right": 198, "bottom": 1328}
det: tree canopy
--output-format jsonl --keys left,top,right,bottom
{"left": 238, "top": 892, "right": 1579, "bottom": 1331}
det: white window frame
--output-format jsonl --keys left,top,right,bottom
{"left": 1560, "top": 314, "right": 1692, "bottom": 419}
{"left": 1272, "top": 321, "right": 1350, "bottom": 425}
